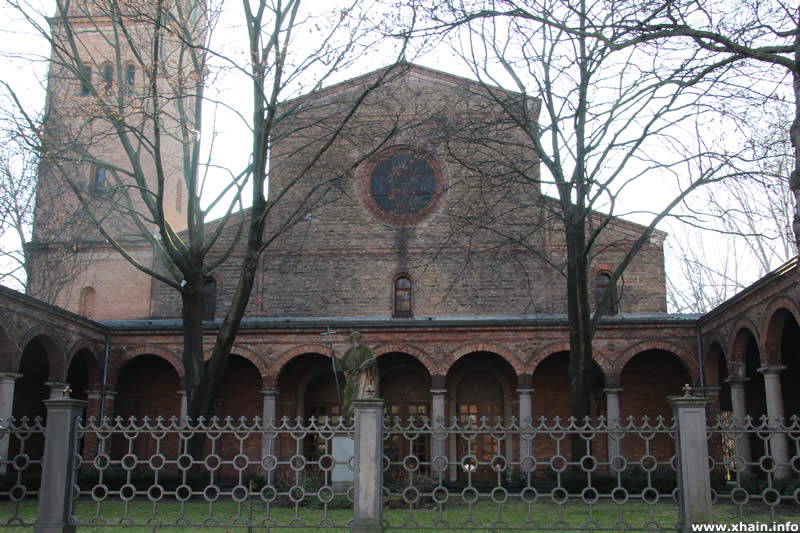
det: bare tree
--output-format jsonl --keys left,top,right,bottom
{"left": 0, "top": 133, "right": 36, "bottom": 291}
{"left": 667, "top": 103, "right": 797, "bottom": 313}
{"left": 3, "top": 0, "right": 408, "bottom": 449}
{"left": 413, "top": 0, "right": 746, "bottom": 442}
{"left": 625, "top": 0, "right": 800, "bottom": 256}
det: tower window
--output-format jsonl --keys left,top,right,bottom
{"left": 91, "top": 166, "right": 106, "bottom": 194}
{"left": 102, "top": 63, "right": 113, "bottom": 92}
{"left": 595, "top": 272, "right": 617, "bottom": 315}
{"left": 79, "top": 287, "right": 96, "bottom": 317}
{"left": 79, "top": 65, "right": 92, "bottom": 96}
{"left": 394, "top": 275, "right": 412, "bottom": 317}
{"left": 125, "top": 64, "right": 135, "bottom": 93}
{"left": 203, "top": 276, "right": 217, "bottom": 321}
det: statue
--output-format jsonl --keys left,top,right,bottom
{"left": 338, "top": 331, "right": 378, "bottom": 419}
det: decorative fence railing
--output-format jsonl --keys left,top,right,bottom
{"left": 0, "top": 396, "right": 798, "bottom": 531}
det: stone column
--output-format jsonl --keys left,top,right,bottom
{"left": 45, "top": 382, "right": 68, "bottom": 399}
{"left": 669, "top": 394, "right": 712, "bottom": 532}
{"left": 430, "top": 389, "right": 447, "bottom": 476}
{"left": 0, "top": 373, "right": 21, "bottom": 474}
{"left": 34, "top": 398, "right": 87, "bottom": 533}
{"left": 517, "top": 388, "right": 533, "bottom": 475}
{"left": 604, "top": 388, "right": 622, "bottom": 464}
{"left": 177, "top": 390, "right": 188, "bottom": 425}
{"left": 759, "top": 365, "right": 790, "bottom": 479}
{"left": 726, "top": 377, "right": 752, "bottom": 479}
{"left": 261, "top": 389, "right": 277, "bottom": 452}
{"left": 352, "top": 398, "right": 384, "bottom": 533}
{"left": 82, "top": 390, "right": 103, "bottom": 461}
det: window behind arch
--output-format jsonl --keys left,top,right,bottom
{"left": 125, "top": 64, "right": 135, "bottom": 93}
{"left": 102, "top": 63, "right": 113, "bottom": 92}
{"left": 394, "top": 275, "right": 412, "bottom": 317}
{"left": 203, "top": 276, "right": 217, "bottom": 321}
{"left": 91, "top": 166, "right": 106, "bottom": 194}
{"left": 595, "top": 273, "right": 617, "bottom": 315}
{"left": 79, "top": 287, "right": 96, "bottom": 318}
{"left": 79, "top": 65, "right": 91, "bottom": 96}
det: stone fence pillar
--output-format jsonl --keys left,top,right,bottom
{"left": 352, "top": 398, "right": 384, "bottom": 533}
{"left": 669, "top": 394, "right": 712, "bottom": 532}
{"left": 34, "top": 398, "right": 87, "bottom": 533}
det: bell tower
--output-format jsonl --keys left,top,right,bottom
{"left": 27, "top": 0, "right": 202, "bottom": 318}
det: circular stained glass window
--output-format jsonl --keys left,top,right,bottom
{"left": 370, "top": 153, "right": 436, "bottom": 216}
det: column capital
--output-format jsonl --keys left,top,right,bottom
{"left": 758, "top": 365, "right": 787, "bottom": 376}
{"left": 517, "top": 388, "right": 534, "bottom": 395}
{"left": 430, "top": 389, "right": 447, "bottom": 395}
{"left": 176, "top": 389, "right": 187, "bottom": 397}
{"left": 725, "top": 376, "right": 750, "bottom": 386}
{"left": 261, "top": 389, "right": 278, "bottom": 397}
{"left": 86, "top": 389, "right": 103, "bottom": 401}
{"left": 603, "top": 387, "right": 622, "bottom": 395}
{"left": 0, "top": 372, "right": 22, "bottom": 383}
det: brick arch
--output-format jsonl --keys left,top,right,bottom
{"left": 202, "top": 345, "right": 269, "bottom": 387}
{"left": 703, "top": 334, "right": 728, "bottom": 385}
{"left": 0, "top": 319, "right": 18, "bottom": 373}
{"left": 527, "top": 342, "right": 613, "bottom": 387}
{"left": 372, "top": 343, "right": 435, "bottom": 376}
{"left": 728, "top": 320, "right": 761, "bottom": 374}
{"left": 109, "top": 346, "right": 184, "bottom": 390}
{"left": 273, "top": 344, "right": 330, "bottom": 381}
{"left": 66, "top": 339, "right": 101, "bottom": 370}
{"left": 447, "top": 342, "right": 522, "bottom": 375}
{"left": 17, "top": 324, "right": 66, "bottom": 380}
{"left": 617, "top": 340, "right": 699, "bottom": 386}
{"left": 761, "top": 298, "right": 800, "bottom": 363}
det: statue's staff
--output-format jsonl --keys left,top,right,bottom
{"left": 320, "top": 327, "right": 344, "bottom": 418}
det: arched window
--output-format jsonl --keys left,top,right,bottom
{"left": 102, "top": 63, "right": 113, "bottom": 92}
{"left": 394, "top": 275, "right": 412, "bottom": 317}
{"left": 79, "top": 287, "right": 96, "bottom": 318}
{"left": 91, "top": 166, "right": 106, "bottom": 194}
{"left": 202, "top": 276, "right": 217, "bottom": 321}
{"left": 79, "top": 65, "right": 91, "bottom": 96}
{"left": 595, "top": 272, "right": 617, "bottom": 315}
{"left": 124, "top": 64, "right": 135, "bottom": 93}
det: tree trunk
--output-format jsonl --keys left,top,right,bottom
{"left": 565, "top": 206, "right": 594, "bottom": 460}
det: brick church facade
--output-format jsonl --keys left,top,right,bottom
{"left": 0, "top": 9, "right": 798, "bottom": 480}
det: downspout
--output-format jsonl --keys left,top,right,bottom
{"left": 696, "top": 321, "right": 705, "bottom": 394}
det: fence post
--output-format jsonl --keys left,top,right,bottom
{"left": 669, "top": 393, "right": 712, "bottom": 532}
{"left": 34, "top": 398, "right": 87, "bottom": 533}
{"left": 352, "top": 398, "right": 384, "bottom": 533}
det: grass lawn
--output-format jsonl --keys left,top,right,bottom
{"left": 1, "top": 498, "right": 798, "bottom": 531}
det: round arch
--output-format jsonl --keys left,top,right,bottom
{"left": 202, "top": 345, "right": 269, "bottom": 389}
{"left": 273, "top": 344, "right": 330, "bottom": 380}
{"left": 728, "top": 320, "right": 762, "bottom": 373}
{"left": 0, "top": 318, "right": 18, "bottom": 373}
{"left": 110, "top": 346, "right": 183, "bottom": 390}
{"left": 447, "top": 342, "right": 522, "bottom": 375}
{"left": 618, "top": 340, "right": 698, "bottom": 386}
{"left": 528, "top": 343, "right": 613, "bottom": 387}
{"left": 17, "top": 326, "right": 65, "bottom": 380}
{"left": 372, "top": 343, "right": 435, "bottom": 376}
{"left": 762, "top": 301, "right": 800, "bottom": 364}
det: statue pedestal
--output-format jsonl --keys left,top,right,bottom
{"left": 332, "top": 435, "right": 354, "bottom": 491}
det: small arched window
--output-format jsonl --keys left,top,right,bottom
{"left": 125, "top": 64, "right": 135, "bottom": 93}
{"left": 595, "top": 272, "right": 617, "bottom": 315}
{"left": 394, "top": 275, "right": 412, "bottom": 317}
{"left": 202, "top": 276, "right": 217, "bottom": 321}
{"left": 79, "top": 65, "right": 92, "bottom": 96}
{"left": 102, "top": 63, "right": 113, "bottom": 92}
{"left": 79, "top": 287, "right": 96, "bottom": 318}
{"left": 91, "top": 166, "right": 106, "bottom": 194}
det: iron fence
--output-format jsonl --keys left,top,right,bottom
{"left": 0, "top": 399, "right": 798, "bottom": 531}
